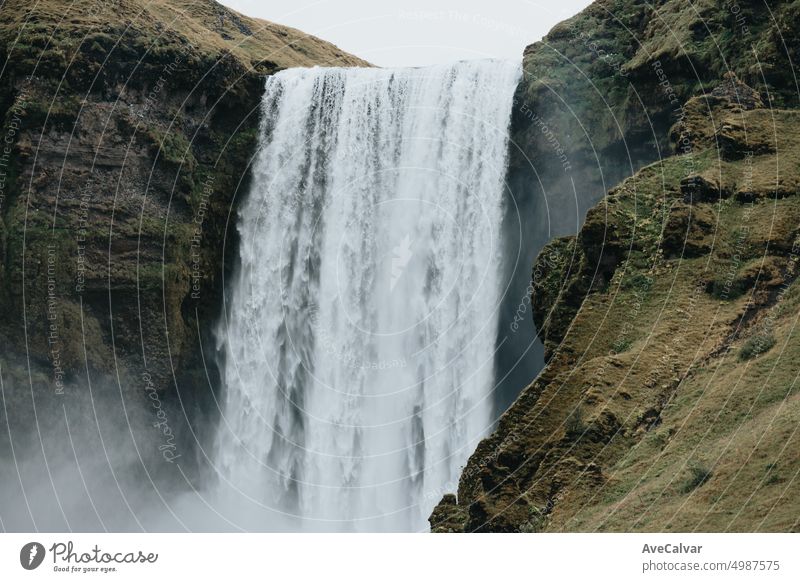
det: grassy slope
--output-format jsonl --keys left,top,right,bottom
{"left": 546, "top": 113, "right": 800, "bottom": 531}
{"left": 0, "top": 0, "right": 368, "bottom": 72}
{"left": 432, "top": 93, "right": 800, "bottom": 533}
{"left": 432, "top": 0, "right": 800, "bottom": 533}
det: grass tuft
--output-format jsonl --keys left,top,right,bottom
{"left": 682, "top": 463, "right": 713, "bottom": 493}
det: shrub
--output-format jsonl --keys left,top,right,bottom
{"left": 682, "top": 463, "right": 713, "bottom": 493}
{"left": 739, "top": 333, "right": 776, "bottom": 360}
{"left": 612, "top": 337, "right": 632, "bottom": 354}
{"left": 623, "top": 272, "right": 653, "bottom": 292}
{"left": 565, "top": 407, "right": 586, "bottom": 438}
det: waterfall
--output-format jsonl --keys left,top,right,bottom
{"left": 214, "top": 60, "right": 521, "bottom": 531}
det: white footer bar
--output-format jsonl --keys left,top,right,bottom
{"left": 1, "top": 533, "right": 796, "bottom": 581}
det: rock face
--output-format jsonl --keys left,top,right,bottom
{"left": 432, "top": 0, "right": 800, "bottom": 532}
{"left": 0, "top": 0, "right": 367, "bottom": 469}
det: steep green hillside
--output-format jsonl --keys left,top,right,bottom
{"left": 432, "top": 0, "right": 800, "bottom": 532}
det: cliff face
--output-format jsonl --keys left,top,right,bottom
{"left": 433, "top": 0, "right": 800, "bottom": 532}
{"left": 0, "top": 0, "right": 367, "bottom": 467}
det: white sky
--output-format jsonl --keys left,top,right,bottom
{"left": 220, "top": 0, "right": 594, "bottom": 67}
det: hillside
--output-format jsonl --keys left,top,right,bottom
{"left": 0, "top": 0, "right": 367, "bottom": 472}
{"left": 0, "top": 0, "right": 367, "bottom": 71}
{"left": 431, "top": 0, "right": 800, "bottom": 532}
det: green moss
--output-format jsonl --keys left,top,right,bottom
{"left": 146, "top": 126, "right": 196, "bottom": 169}
{"left": 23, "top": 94, "right": 81, "bottom": 131}
{"left": 137, "top": 262, "right": 185, "bottom": 291}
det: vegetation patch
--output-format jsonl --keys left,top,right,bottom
{"left": 565, "top": 407, "right": 586, "bottom": 439}
{"left": 681, "top": 463, "right": 713, "bottom": 494}
{"left": 519, "top": 506, "right": 548, "bottom": 533}
{"left": 611, "top": 338, "right": 633, "bottom": 354}
{"left": 739, "top": 333, "right": 777, "bottom": 361}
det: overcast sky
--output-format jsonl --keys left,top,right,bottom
{"left": 220, "top": 0, "right": 594, "bottom": 67}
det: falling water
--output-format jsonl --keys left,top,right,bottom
{"left": 215, "top": 60, "right": 521, "bottom": 531}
